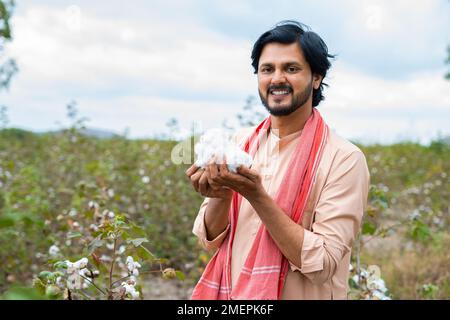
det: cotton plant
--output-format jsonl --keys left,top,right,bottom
{"left": 194, "top": 128, "right": 253, "bottom": 173}
{"left": 348, "top": 264, "right": 392, "bottom": 300}
{"left": 33, "top": 199, "right": 184, "bottom": 300}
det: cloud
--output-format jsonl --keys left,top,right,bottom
{"left": 5, "top": 4, "right": 255, "bottom": 97}
{"left": 1, "top": 2, "right": 449, "bottom": 145}
{"left": 320, "top": 61, "right": 450, "bottom": 143}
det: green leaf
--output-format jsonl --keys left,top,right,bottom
{"left": 130, "top": 224, "right": 146, "bottom": 237}
{"left": 0, "top": 216, "right": 15, "bottom": 228}
{"left": 410, "top": 220, "right": 431, "bottom": 242}
{"left": 127, "top": 238, "right": 149, "bottom": 247}
{"left": 87, "top": 236, "right": 104, "bottom": 255}
{"left": 53, "top": 261, "right": 68, "bottom": 269}
{"left": 362, "top": 222, "right": 376, "bottom": 235}
{"left": 1, "top": 286, "right": 48, "bottom": 300}
{"left": 32, "top": 278, "right": 46, "bottom": 295}
{"left": 175, "top": 271, "right": 185, "bottom": 281}
{"left": 67, "top": 231, "right": 83, "bottom": 239}
{"left": 38, "top": 271, "right": 52, "bottom": 281}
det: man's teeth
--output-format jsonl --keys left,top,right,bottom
{"left": 271, "top": 90, "right": 289, "bottom": 95}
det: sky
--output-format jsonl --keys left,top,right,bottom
{"left": 0, "top": 0, "right": 449, "bottom": 144}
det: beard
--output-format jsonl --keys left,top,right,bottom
{"left": 258, "top": 78, "right": 313, "bottom": 116}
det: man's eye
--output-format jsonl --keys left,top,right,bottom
{"left": 287, "top": 66, "right": 299, "bottom": 72}
{"left": 260, "top": 67, "right": 271, "bottom": 73}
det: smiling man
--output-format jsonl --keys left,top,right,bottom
{"left": 186, "top": 21, "right": 370, "bottom": 300}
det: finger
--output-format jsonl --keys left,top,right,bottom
{"left": 237, "top": 166, "right": 259, "bottom": 181}
{"left": 198, "top": 171, "right": 210, "bottom": 195}
{"left": 208, "top": 161, "right": 219, "bottom": 179}
{"left": 218, "top": 169, "right": 249, "bottom": 190}
{"left": 185, "top": 164, "right": 200, "bottom": 177}
{"left": 205, "top": 166, "right": 216, "bottom": 187}
{"left": 219, "top": 157, "right": 229, "bottom": 175}
{"left": 190, "top": 169, "right": 204, "bottom": 192}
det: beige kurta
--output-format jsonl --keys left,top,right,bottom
{"left": 192, "top": 124, "right": 370, "bottom": 300}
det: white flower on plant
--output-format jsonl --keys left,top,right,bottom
{"left": 371, "top": 289, "right": 391, "bottom": 300}
{"left": 367, "top": 277, "right": 387, "bottom": 293}
{"left": 121, "top": 281, "right": 140, "bottom": 300}
{"left": 409, "top": 209, "right": 421, "bottom": 221}
{"left": 108, "top": 211, "right": 115, "bottom": 218}
{"left": 107, "top": 188, "right": 115, "bottom": 198}
{"left": 118, "top": 245, "right": 126, "bottom": 254}
{"left": 99, "top": 254, "right": 112, "bottom": 262}
{"left": 88, "top": 201, "right": 99, "bottom": 210}
{"left": 139, "top": 169, "right": 145, "bottom": 176}
{"left": 68, "top": 208, "right": 78, "bottom": 217}
{"left": 48, "top": 245, "right": 60, "bottom": 257}
{"left": 142, "top": 176, "right": 150, "bottom": 184}
{"left": 65, "top": 257, "right": 89, "bottom": 290}
{"left": 126, "top": 256, "right": 141, "bottom": 277}
{"left": 194, "top": 128, "right": 253, "bottom": 173}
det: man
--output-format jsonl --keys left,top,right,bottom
{"left": 186, "top": 21, "right": 370, "bottom": 300}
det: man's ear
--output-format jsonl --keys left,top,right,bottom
{"left": 313, "top": 74, "right": 323, "bottom": 90}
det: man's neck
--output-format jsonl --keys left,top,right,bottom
{"left": 270, "top": 103, "right": 313, "bottom": 138}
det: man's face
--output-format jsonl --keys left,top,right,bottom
{"left": 257, "top": 42, "right": 321, "bottom": 116}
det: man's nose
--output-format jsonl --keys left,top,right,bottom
{"left": 270, "top": 69, "right": 287, "bottom": 85}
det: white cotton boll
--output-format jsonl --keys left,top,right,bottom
{"left": 48, "top": 245, "right": 60, "bottom": 257}
{"left": 78, "top": 268, "right": 89, "bottom": 277}
{"left": 67, "top": 273, "right": 82, "bottom": 290}
{"left": 74, "top": 257, "right": 88, "bottom": 269}
{"left": 129, "top": 288, "right": 139, "bottom": 300}
{"left": 194, "top": 129, "right": 252, "bottom": 172}
{"left": 367, "top": 278, "right": 387, "bottom": 293}
{"left": 107, "top": 189, "right": 115, "bottom": 198}
{"left": 88, "top": 201, "right": 99, "bottom": 210}
{"left": 65, "top": 260, "right": 75, "bottom": 269}
{"left": 126, "top": 256, "right": 134, "bottom": 272}
{"left": 122, "top": 283, "right": 140, "bottom": 300}
{"left": 223, "top": 145, "right": 253, "bottom": 173}
{"left": 372, "top": 290, "right": 391, "bottom": 300}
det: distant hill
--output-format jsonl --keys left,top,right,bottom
{"left": 0, "top": 127, "right": 120, "bottom": 139}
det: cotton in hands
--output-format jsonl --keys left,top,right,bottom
{"left": 194, "top": 129, "right": 253, "bottom": 172}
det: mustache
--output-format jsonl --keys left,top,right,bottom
{"left": 267, "top": 84, "right": 293, "bottom": 94}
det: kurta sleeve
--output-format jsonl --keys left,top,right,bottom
{"left": 291, "top": 150, "right": 370, "bottom": 285}
{"left": 192, "top": 197, "right": 231, "bottom": 251}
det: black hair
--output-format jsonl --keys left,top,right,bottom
{"left": 251, "top": 20, "right": 335, "bottom": 107}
